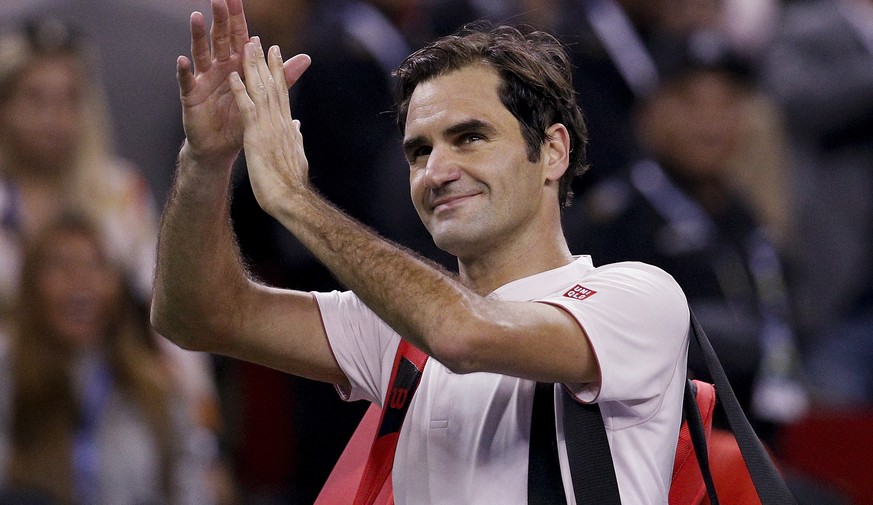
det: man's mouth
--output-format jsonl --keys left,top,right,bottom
{"left": 430, "top": 192, "right": 480, "bottom": 212}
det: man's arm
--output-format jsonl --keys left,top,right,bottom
{"left": 150, "top": 0, "right": 347, "bottom": 386}
{"left": 229, "top": 40, "right": 599, "bottom": 385}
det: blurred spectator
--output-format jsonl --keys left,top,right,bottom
{"left": 562, "top": 36, "right": 808, "bottom": 438}
{"left": 479, "top": 0, "right": 696, "bottom": 198}
{"left": 0, "top": 0, "right": 196, "bottom": 206}
{"left": 761, "top": 0, "right": 873, "bottom": 408}
{"left": 0, "top": 17, "right": 158, "bottom": 311}
{"left": 0, "top": 18, "right": 236, "bottom": 504}
{"left": 483, "top": 0, "right": 782, "bottom": 207}
{"left": 0, "top": 213, "right": 215, "bottom": 505}
{"left": 369, "top": 0, "right": 485, "bottom": 49}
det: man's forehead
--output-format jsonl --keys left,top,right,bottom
{"left": 412, "top": 64, "right": 500, "bottom": 96}
{"left": 404, "top": 66, "right": 507, "bottom": 134}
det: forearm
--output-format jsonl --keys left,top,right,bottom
{"left": 268, "top": 189, "right": 594, "bottom": 382}
{"left": 270, "top": 186, "right": 481, "bottom": 365}
{"left": 151, "top": 144, "right": 248, "bottom": 350}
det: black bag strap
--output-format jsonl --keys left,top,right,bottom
{"left": 528, "top": 383, "right": 569, "bottom": 505}
{"left": 528, "top": 383, "right": 621, "bottom": 504}
{"left": 529, "top": 310, "right": 798, "bottom": 504}
{"left": 687, "top": 311, "right": 797, "bottom": 504}
{"left": 561, "top": 388, "right": 623, "bottom": 504}
{"left": 684, "top": 379, "right": 720, "bottom": 504}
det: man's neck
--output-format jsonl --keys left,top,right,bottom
{"left": 457, "top": 234, "right": 573, "bottom": 296}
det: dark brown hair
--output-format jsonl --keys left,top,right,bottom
{"left": 394, "top": 22, "right": 588, "bottom": 208}
{"left": 7, "top": 213, "right": 176, "bottom": 503}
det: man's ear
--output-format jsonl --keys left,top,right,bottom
{"left": 543, "top": 123, "right": 570, "bottom": 182}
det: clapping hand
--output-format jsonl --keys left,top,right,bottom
{"left": 229, "top": 37, "right": 311, "bottom": 217}
{"left": 176, "top": 0, "right": 310, "bottom": 166}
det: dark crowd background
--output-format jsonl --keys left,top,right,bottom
{"left": 0, "top": 0, "right": 871, "bottom": 504}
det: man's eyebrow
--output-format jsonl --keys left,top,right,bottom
{"left": 403, "top": 119, "right": 497, "bottom": 157}
{"left": 443, "top": 119, "right": 496, "bottom": 138}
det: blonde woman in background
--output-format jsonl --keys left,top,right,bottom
{"left": 0, "top": 18, "right": 238, "bottom": 504}
{"left": 0, "top": 17, "right": 157, "bottom": 313}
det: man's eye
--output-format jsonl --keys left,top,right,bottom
{"left": 462, "top": 133, "right": 484, "bottom": 143}
{"left": 407, "top": 146, "right": 431, "bottom": 163}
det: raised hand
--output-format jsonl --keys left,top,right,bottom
{"left": 176, "top": 0, "right": 251, "bottom": 163}
{"left": 229, "top": 41, "right": 312, "bottom": 216}
{"left": 176, "top": 0, "right": 309, "bottom": 165}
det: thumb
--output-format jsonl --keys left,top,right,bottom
{"left": 283, "top": 53, "right": 312, "bottom": 89}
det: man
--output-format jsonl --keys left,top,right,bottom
{"left": 151, "top": 0, "right": 690, "bottom": 502}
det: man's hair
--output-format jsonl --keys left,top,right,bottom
{"left": 393, "top": 23, "right": 589, "bottom": 208}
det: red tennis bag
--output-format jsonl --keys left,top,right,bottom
{"left": 314, "top": 337, "right": 758, "bottom": 504}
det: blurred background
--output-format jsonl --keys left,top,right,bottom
{"left": 0, "top": 0, "right": 870, "bottom": 503}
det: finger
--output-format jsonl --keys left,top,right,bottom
{"left": 241, "top": 40, "right": 272, "bottom": 132}
{"left": 189, "top": 11, "right": 211, "bottom": 73}
{"left": 285, "top": 119, "right": 304, "bottom": 156}
{"left": 226, "top": 0, "right": 249, "bottom": 54}
{"left": 252, "top": 37, "right": 275, "bottom": 98}
{"left": 250, "top": 37, "right": 280, "bottom": 115}
{"left": 229, "top": 71, "right": 257, "bottom": 129}
{"left": 268, "top": 46, "right": 292, "bottom": 120}
{"left": 278, "top": 116, "right": 308, "bottom": 184}
{"left": 266, "top": 47, "right": 294, "bottom": 155}
{"left": 282, "top": 53, "right": 312, "bottom": 90}
{"left": 241, "top": 40, "right": 260, "bottom": 91}
{"left": 177, "top": 56, "right": 196, "bottom": 97}
{"left": 251, "top": 39, "right": 286, "bottom": 134}
{"left": 210, "top": 0, "right": 232, "bottom": 62}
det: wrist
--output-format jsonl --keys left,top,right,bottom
{"left": 179, "top": 140, "right": 240, "bottom": 169}
{"left": 262, "top": 182, "right": 323, "bottom": 231}
{"left": 175, "top": 141, "right": 238, "bottom": 196}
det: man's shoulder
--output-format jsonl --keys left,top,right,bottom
{"left": 588, "top": 259, "right": 679, "bottom": 285}
{"left": 577, "top": 260, "right": 689, "bottom": 318}
{"left": 520, "top": 257, "right": 684, "bottom": 303}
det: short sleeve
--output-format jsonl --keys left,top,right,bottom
{"left": 312, "top": 290, "right": 400, "bottom": 406}
{"left": 542, "top": 262, "right": 689, "bottom": 407}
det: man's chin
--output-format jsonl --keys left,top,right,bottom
{"left": 430, "top": 228, "right": 483, "bottom": 258}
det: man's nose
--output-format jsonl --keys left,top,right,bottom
{"left": 423, "top": 146, "right": 462, "bottom": 189}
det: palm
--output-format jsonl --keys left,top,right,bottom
{"left": 176, "top": 0, "right": 250, "bottom": 162}
{"left": 177, "top": 0, "right": 309, "bottom": 164}
{"left": 182, "top": 56, "right": 245, "bottom": 159}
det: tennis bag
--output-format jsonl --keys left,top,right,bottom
{"left": 315, "top": 311, "right": 796, "bottom": 504}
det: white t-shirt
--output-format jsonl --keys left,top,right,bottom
{"left": 314, "top": 256, "right": 689, "bottom": 504}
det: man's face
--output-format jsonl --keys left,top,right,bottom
{"left": 403, "top": 65, "right": 547, "bottom": 259}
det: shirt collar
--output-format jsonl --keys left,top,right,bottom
{"left": 488, "top": 255, "right": 595, "bottom": 301}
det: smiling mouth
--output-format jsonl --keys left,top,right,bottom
{"left": 430, "top": 192, "right": 480, "bottom": 212}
